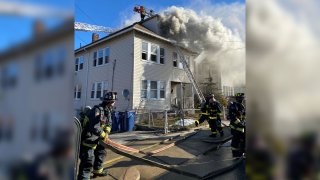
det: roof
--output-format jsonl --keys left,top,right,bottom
{"left": 75, "top": 15, "right": 198, "bottom": 55}
{"left": 0, "top": 19, "right": 73, "bottom": 61}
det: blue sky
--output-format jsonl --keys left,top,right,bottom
{"left": 0, "top": 0, "right": 244, "bottom": 51}
{"left": 0, "top": 0, "right": 73, "bottom": 52}
{"left": 75, "top": 0, "right": 245, "bottom": 49}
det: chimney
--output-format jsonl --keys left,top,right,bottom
{"left": 92, "top": 33, "right": 99, "bottom": 42}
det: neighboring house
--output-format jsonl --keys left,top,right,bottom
{"left": 0, "top": 21, "right": 73, "bottom": 163}
{"left": 74, "top": 16, "right": 197, "bottom": 113}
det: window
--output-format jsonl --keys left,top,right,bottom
{"left": 141, "top": 41, "right": 164, "bottom": 64}
{"left": 160, "top": 81, "right": 165, "bottom": 98}
{"left": 150, "top": 81, "right": 157, "bottom": 98}
{"left": 75, "top": 58, "right": 79, "bottom": 71}
{"left": 79, "top": 56, "right": 84, "bottom": 70}
{"left": 1, "top": 63, "right": 18, "bottom": 89}
{"left": 178, "top": 56, "right": 183, "bottom": 69}
{"left": 173, "top": 52, "right": 178, "bottom": 67}
{"left": 96, "top": 82, "right": 102, "bottom": 98}
{"left": 104, "top": 48, "right": 110, "bottom": 64}
{"left": 141, "top": 80, "right": 166, "bottom": 100}
{"left": 93, "top": 52, "right": 97, "bottom": 66}
{"left": 150, "top": 44, "right": 157, "bottom": 62}
{"left": 142, "top": 42, "right": 148, "bottom": 60}
{"left": 34, "top": 48, "right": 66, "bottom": 82}
{"left": 160, "top": 48, "right": 165, "bottom": 64}
{"left": 91, "top": 84, "right": 95, "bottom": 98}
{"left": 75, "top": 56, "right": 84, "bottom": 71}
{"left": 74, "top": 85, "right": 82, "bottom": 99}
{"left": 173, "top": 52, "right": 183, "bottom": 69}
{"left": 185, "top": 56, "right": 190, "bottom": 67}
{"left": 98, "top": 49, "right": 103, "bottom": 65}
{"left": 43, "top": 51, "right": 54, "bottom": 78}
{"left": 91, "top": 81, "right": 108, "bottom": 99}
{"left": 141, "top": 80, "right": 148, "bottom": 98}
{"left": 94, "top": 48, "right": 109, "bottom": 66}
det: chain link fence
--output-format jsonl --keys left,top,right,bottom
{"left": 134, "top": 105, "right": 228, "bottom": 134}
{"left": 134, "top": 108, "right": 211, "bottom": 133}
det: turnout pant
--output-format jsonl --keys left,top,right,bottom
{"left": 78, "top": 143, "right": 107, "bottom": 180}
{"left": 231, "top": 129, "right": 245, "bottom": 157}
{"left": 198, "top": 115, "right": 222, "bottom": 135}
{"left": 208, "top": 117, "right": 223, "bottom": 135}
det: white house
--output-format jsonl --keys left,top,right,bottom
{"left": 74, "top": 16, "right": 198, "bottom": 113}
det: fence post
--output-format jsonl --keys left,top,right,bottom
{"left": 148, "top": 110, "right": 151, "bottom": 128}
{"left": 164, "top": 110, "right": 168, "bottom": 134}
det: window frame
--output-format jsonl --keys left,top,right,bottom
{"left": 1, "top": 63, "right": 18, "bottom": 89}
{"left": 98, "top": 49, "right": 104, "bottom": 66}
{"left": 149, "top": 80, "right": 158, "bottom": 99}
{"left": 173, "top": 52, "right": 178, "bottom": 67}
{"left": 104, "top": 47, "right": 110, "bottom": 64}
{"left": 140, "top": 80, "right": 166, "bottom": 100}
{"left": 74, "top": 84, "right": 82, "bottom": 100}
{"left": 93, "top": 51, "right": 97, "bottom": 67}
{"left": 141, "top": 41, "right": 164, "bottom": 65}
{"left": 90, "top": 81, "right": 108, "bottom": 100}
{"left": 150, "top": 44, "right": 158, "bottom": 63}
{"left": 160, "top": 48, "right": 165, "bottom": 64}
{"left": 75, "top": 56, "right": 84, "bottom": 72}
{"left": 159, "top": 81, "right": 166, "bottom": 99}
{"left": 141, "top": 41, "right": 148, "bottom": 61}
{"left": 140, "top": 80, "right": 148, "bottom": 99}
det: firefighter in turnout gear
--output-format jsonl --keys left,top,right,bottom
{"left": 77, "top": 92, "right": 117, "bottom": 180}
{"left": 228, "top": 93, "right": 246, "bottom": 157}
{"left": 195, "top": 94, "right": 224, "bottom": 137}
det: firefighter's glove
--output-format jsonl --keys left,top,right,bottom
{"left": 100, "top": 131, "right": 106, "bottom": 139}
{"left": 104, "top": 126, "right": 111, "bottom": 134}
{"left": 103, "top": 133, "right": 109, "bottom": 142}
{"left": 195, "top": 120, "right": 199, "bottom": 127}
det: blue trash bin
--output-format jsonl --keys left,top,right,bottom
{"left": 126, "top": 111, "right": 136, "bottom": 132}
{"left": 111, "top": 111, "right": 120, "bottom": 132}
{"left": 118, "top": 112, "right": 126, "bottom": 132}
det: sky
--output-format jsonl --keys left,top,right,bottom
{"left": 0, "top": 0, "right": 245, "bottom": 51}
{"left": 75, "top": 0, "right": 245, "bottom": 49}
{"left": 0, "top": 0, "right": 73, "bottom": 52}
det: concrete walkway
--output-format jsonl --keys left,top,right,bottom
{"left": 93, "top": 122, "right": 244, "bottom": 180}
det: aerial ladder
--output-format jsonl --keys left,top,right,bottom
{"left": 174, "top": 44, "right": 206, "bottom": 103}
{"left": 75, "top": 22, "right": 116, "bottom": 33}
{"left": 133, "top": 5, "right": 155, "bottom": 21}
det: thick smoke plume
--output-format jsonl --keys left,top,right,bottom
{"left": 159, "top": 6, "right": 245, "bottom": 87}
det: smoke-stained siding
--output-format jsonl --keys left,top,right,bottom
{"left": 141, "top": 15, "right": 161, "bottom": 35}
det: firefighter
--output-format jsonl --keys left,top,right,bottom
{"left": 77, "top": 91, "right": 117, "bottom": 180}
{"left": 228, "top": 93, "right": 245, "bottom": 157}
{"left": 195, "top": 94, "right": 224, "bottom": 137}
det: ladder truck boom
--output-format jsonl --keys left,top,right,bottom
{"left": 75, "top": 22, "right": 116, "bottom": 33}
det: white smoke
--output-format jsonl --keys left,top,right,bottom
{"left": 159, "top": 6, "right": 245, "bottom": 86}
{"left": 247, "top": 0, "right": 320, "bottom": 136}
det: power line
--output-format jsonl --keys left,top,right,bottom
{"left": 75, "top": 3, "right": 99, "bottom": 25}
{"left": 75, "top": 34, "right": 88, "bottom": 45}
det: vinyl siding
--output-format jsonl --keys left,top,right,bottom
{"left": 74, "top": 32, "right": 134, "bottom": 111}
{"left": 132, "top": 31, "right": 195, "bottom": 110}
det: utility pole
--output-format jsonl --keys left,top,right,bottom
{"left": 180, "top": 82, "right": 185, "bottom": 127}
{"left": 111, "top": 59, "right": 116, "bottom": 91}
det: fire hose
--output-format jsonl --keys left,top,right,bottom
{"left": 100, "top": 130, "right": 243, "bottom": 179}
{"left": 101, "top": 138, "right": 244, "bottom": 179}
